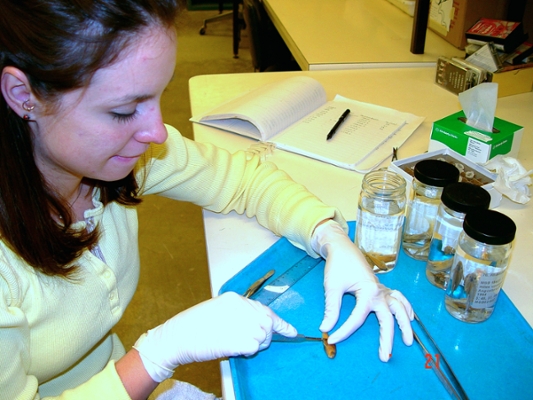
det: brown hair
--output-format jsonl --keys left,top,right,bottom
{"left": 0, "top": 0, "right": 179, "bottom": 277}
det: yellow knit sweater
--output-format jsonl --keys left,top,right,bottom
{"left": 0, "top": 125, "right": 346, "bottom": 399}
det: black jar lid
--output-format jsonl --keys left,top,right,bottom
{"left": 441, "top": 182, "right": 491, "bottom": 214}
{"left": 463, "top": 209, "right": 516, "bottom": 245}
{"left": 413, "top": 160, "right": 460, "bottom": 187}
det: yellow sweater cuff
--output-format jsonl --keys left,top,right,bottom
{"left": 53, "top": 361, "right": 130, "bottom": 400}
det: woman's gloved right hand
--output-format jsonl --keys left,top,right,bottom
{"left": 133, "top": 291, "right": 297, "bottom": 382}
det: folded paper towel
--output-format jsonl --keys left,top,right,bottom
{"left": 484, "top": 155, "right": 532, "bottom": 204}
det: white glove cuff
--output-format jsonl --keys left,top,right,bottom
{"left": 310, "top": 219, "right": 346, "bottom": 259}
{"left": 133, "top": 333, "right": 175, "bottom": 383}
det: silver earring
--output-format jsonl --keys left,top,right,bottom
{"left": 22, "top": 100, "right": 35, "bottom": 112}
{"left": 22, "top": 100, "right": 34, "bottom": 120}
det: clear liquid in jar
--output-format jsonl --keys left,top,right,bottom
{"left": 402, "top": 197, "right": 440, "bottom": 260}
{"left": 444, "top": 246, "right": 508, "bottom": 323}
{"left": 356, "top": 204, "right": 404, "bottom": 273}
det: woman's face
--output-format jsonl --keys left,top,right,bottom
{"left": 32, "top": 25, "right": 177, "bottom": 187}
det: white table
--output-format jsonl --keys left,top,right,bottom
{"left": 262, "top": 0, "right": 465, "bottom": 70}
{"left": 188, "top": 68, "right": 533, "bottom": 399}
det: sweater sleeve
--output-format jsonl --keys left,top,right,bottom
{"left": 138, "top": 125, "right": 348, "bottom": 257}
{"left": 0, "top": 269, "right": 38, "bottom": 399}
{"left": 0, "top": 256, "right": 131, "bottom": 400}
{"left": 42, "top": 362, "right": 130, "bottom": 400}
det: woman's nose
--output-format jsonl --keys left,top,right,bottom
{"left": 134, "top": 108, "right": 168, "bottom": 144}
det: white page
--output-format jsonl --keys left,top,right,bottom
{"left": 350, "top": 113, "right": 425, "bottom": 173}
{"left": 190, "top": 76, "right": 327, "bottom": 140}
{"left": 430, "top": 0, "right": 453, "bottom": 31}
{"left": 191, "top": 79, "right": 424, "bottom": 172}
{"left": 272, "top": 97, "right": 407, "bottom": 169}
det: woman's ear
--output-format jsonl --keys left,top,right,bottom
{"left": 1, "top": 66, "right": 36, "bottom": 119}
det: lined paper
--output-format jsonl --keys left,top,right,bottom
{"left": 191, "top": 77, "right": 424, "bottom": 171}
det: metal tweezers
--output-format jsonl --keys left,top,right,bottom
{"left": 243, "top": 269, "right": 275, "bottom": 298}
{"left": 244, "top": 270, "right": 466, "bottom": 397}
{"left": 413, "top": 312, "right": 469, "bottom": 400}
{"left": 271, "top": 333, "right": 322, "bottom": 342}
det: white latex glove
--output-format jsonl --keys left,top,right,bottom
{"left": 311, "top": 220, "right": 414, "bottom": 362}
{"left": 133, "top": 291, "right": 297, "bottom": 382}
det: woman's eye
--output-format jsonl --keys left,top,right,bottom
{"left": 111, "top": 110, "right": 138, "bottom": 123}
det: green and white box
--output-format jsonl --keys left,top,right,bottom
{"left": 429, "top": 111, "right": 523, "bottom": 164}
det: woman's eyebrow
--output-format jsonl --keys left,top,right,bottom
{"left": 113, "top": 94, "right": 154, "bottom": 104}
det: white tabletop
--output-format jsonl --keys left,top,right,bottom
{"left": 262, "top": 0, "right": 466, "bottom": 70}
{"left": 188, "top": 68, "right": 533, "bottom": 399}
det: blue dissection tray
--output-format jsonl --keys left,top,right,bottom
{"left": 219, "top": 222, "right": 533, "bottom": 400}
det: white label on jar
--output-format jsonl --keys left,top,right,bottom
{"left": 470, "top": 271, "right": 506, "bottom": 308}
{"left": 356, "top": 209, "right": 403, "bottom": 254}
{"left": 453, "top": 247, "right": 506, "bottom": 309}
{"left": 435, "top": 217, "right": 462, "bottom": 250}
{"left": 405, "top": 200, "right": 439, "bottom": 235}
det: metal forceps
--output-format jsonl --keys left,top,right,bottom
{"left": 413, "top": 312, "right": 469, "bottom": 400}
{"left": 243, "top": 269, "right": 275, "bottom": 298}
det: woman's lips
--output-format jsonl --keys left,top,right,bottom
{"left": 113, "top": 154, "right": 142, "bottom": 163}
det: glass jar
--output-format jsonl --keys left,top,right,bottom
{"left": 445, "top": 209, "right": 516, "bottom": 323}
{"left": 426, "top": 182, "right": 491, "bottom": 289}
{"left": 355, "top": 169, "right": 406, "bottom": 273}
{"left": 402, "top": 160, "right": 460, "bottom": 260}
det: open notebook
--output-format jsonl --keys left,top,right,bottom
{"left": 190, "top": 76, "right": 424, "bottom": 172}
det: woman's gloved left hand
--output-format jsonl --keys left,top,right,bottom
{"left": 311, "top": 219, "right": 414, "bottom": 362}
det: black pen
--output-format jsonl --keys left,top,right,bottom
{"left": 326, "top": 109, "right": 350, "bottom": 140}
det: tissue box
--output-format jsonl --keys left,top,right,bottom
{"left": 389, "top": 148, "right": 501, "bottom": 208}
{"left": 428, "top": 111, "right": 523, "bottom": 163}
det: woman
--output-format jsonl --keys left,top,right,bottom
{"left": 0, "top": 0, "right": 413, "bottom": 398}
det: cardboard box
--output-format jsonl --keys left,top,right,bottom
{"left": 490, "top": 66, "right": 533, "bottom": 97}
{"left": 428, "top": 111, "right": 523, "bottom": 164}
{"left": 389, "top": 148, "right": 501, "bottom": 208}
{"left": 428, "top": 0, "right": 509, "bottom": 49}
